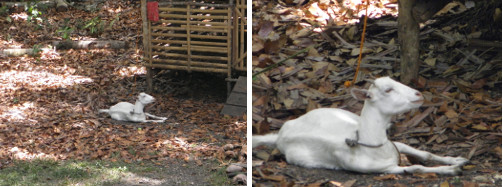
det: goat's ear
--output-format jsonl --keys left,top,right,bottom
{"left": 351, "top": 88, "right": 370, "bottom": 100}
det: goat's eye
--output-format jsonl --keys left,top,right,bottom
{"left": 385, "top": 88, "right": 393, "bottom": 93}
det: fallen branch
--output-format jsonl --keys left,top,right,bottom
{"left": 1, "top": 1, "right": 54, "bottom": 8}
{"left": 52, "top": 40, "right": 128, "bottom": 50}
{"left": 2, "top": 0, "right": 68, "bottom": 11}
{"left": 0, "top": 48, "right": 45, "bottom": 57}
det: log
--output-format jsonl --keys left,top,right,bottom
{"left": 52, "top": 40, "right": 128, "bottom": 49}
{"left": 1, "top": 1, "right": 55, "bottom": 9}
{"left": 0, "top": 48, "right": 43, "bottom": 57}
{"left": 398, "top": 0, "right": 420, "bottom": 85}
{"left": 54, "top": 0, "right": 68, "bottom": 11}
{"left": 1, "top": 0, "right": 68, "bottom": 11}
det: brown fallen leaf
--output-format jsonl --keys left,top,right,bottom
{"left": 445, "top": 109, "right": 459, "bottom": 119}
{"left": 413, "top": 172, "right": 438, "bottom": 179}
{"left": 328, "top": 180, "right": 343, "bottom": 187}
{"left": 393, "top": 183, "right": 407, "bottom": 187}
{"left": 471, "top": 123, "right": 491, "bottom": 131}
{"left": 307, "top": 182, "right": 323, "bottom": 187}
{"left": 342, "top": 179, "right": 356, "bottom": 187}
{"left": 440, "top": 180, "right": 450, "bottom": 187}
{"left": 462, "top": 165, "right": 476, "bottom": 170}
{"left": 462, "top": 181, "right": 479, "bottom": 187}
{"left": 262, "top": 175, "right": 285, "bottom": 182}
{"left": 373, "top": 174, "right": 398, "bottom": 180}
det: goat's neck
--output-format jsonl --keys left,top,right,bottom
{"left": 357, "top": 101, "right": 392, "bottom": 145}
{"left": 132, "top": 100, "right": 145, "bottom": 114}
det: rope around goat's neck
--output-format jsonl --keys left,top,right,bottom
{"left": 345, "top": 131, "right": 402, "bottom": 165}
{"left": 345, "top": 131, "right": 384, "bottom": 148}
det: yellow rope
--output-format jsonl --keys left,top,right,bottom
{"left": 345, "top": 0, "right": 370, "bottom": 88}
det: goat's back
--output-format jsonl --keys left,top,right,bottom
{"left": 109, "top": 102, "right": 135, "bottom": 112}
{"left": 270, "top": 108, "right": 361, "bottom": 169}
{"left": 276, "top": 108, "right": 360, "bottom": 151}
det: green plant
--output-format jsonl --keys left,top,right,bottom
{"left": 0, "top": 5, "right": 9, "bottom": 16}
{"left": 32, "top": 44, "right": 42, "bottom": 57}
{"left": 57, "top": 19, "right": 74, "bottom": 40}
{"left": 57, "top": 26, "right": 73, "bottom": 40}
{"left": 26, "top": 1, "right": 42, "bottom": 23}
{"left": 208, "top": 166, "right": 232, "bottom": 186}
{"left": 84, "top": 16, "right": 105, "bottom": 36}
{"left": 108, "top": 13, "right": 120, "bottom": 29}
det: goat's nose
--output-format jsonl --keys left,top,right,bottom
{"left": 415, "top": 92, "right": 422, "bottom": 97}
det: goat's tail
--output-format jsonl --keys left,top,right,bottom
{"left": 252, "top": 133, "right": 278, "bottom": 148}
{"left": 98, "top": 109, "right": 110, "bottom": 114}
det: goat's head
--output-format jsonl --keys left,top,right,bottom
{"left": 351, "top": 77, "right": 423, "bottom": 115}
{"left": 138, "top": 92, "right": 156, "bottom": 105}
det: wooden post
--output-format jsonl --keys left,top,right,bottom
{"left": 186, "top": 4, "right": 192, "bottom": 73}
{"left": 141, "top": 0, "right": 153, "bottom": 92}
{"left": 227, "top": 5, "right": 233, "bottom": 96}
{"left": 398, "top": 0, "right": 419, "bottom": 85}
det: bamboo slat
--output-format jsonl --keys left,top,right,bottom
{"left": 151, "top": 39, "right": 228, "bottom": 47}
{"left": 151, "top": 52, "right": 228, "bottom": 61}
{"left": 151, "top": 32, "right": 229, "bottom": 40}
{"left": 151, "top": 52, "right": 188, "bottom": 58}
{"left": 159, "top": 13, "right": 228, "bottom": 20}
{"left": 151, "top": 45, "right": 187, "bottom": 51}
{"left": 151, "top": 32, "right": 188, "bottom": 38}
{"left": 158, "top": 1, "right": 232, "bottom": 8}
{"left": 146, "top": 63, "right": 228, "bottom": 74}
{"left": 190, "top": 45, "right": 230, "bottom": 53}
{"left": 151, "top": 26, "right": 187, "bottom": 31}
{"left": 159, "top": 7, "right": 229, "bottom": 14}
{"left": 153, "top": 25, "right": 229, "bottom": 31}
{"left": 158, "top": 19, "right": 228, "bottom": 26}
{"left": 150, "top": 58, "right": 227, "bottom": 68}
{"left": 151, "top": 39, "right": 187, "bottom": 45}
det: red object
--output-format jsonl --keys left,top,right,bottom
{"left": 147, "top": 1, "right": 159, "bottom": 22}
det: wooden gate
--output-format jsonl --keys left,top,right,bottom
{"left": 141, "top": 0, "right": 247, "bottom": 92}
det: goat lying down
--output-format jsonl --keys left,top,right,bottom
{"left": 253, "top": 77, "right": 468, "bottom": 175}
{"left": 99, "top": 92, "right": 167, "bottom": 123}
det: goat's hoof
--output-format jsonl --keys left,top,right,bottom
{"left": 451, "top": 166, "right": 463, "bottom": 175}
{"left": 451, "top": 157, "right": 469, "bottom": 166}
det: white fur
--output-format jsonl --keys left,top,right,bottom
{"left": 99, "top": 92, "right": 167, "bottom": 123}
{"left": 253, "top": 77, "right": 468, "bottom": 175}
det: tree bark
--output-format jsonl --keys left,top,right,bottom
{"left": 398, "top": 0, "right": 420, "bottom": 85}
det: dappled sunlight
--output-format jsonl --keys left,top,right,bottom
{"left": 0, "top": 70, "right": 93, "bottom": 91}
{"left": 10, "top": 12, "right": 29, "bottom": 21}
{"left": 114, "top": 65, "right": 147, "bottom": 77}
{"left": 7, "top": 146, "right": 58, "bottom": 160}
{"left": 39, "top": 48, "right": 62, "bottom": 60}
{"left": 0, "top": 102, "right": 38, "bottom": 124}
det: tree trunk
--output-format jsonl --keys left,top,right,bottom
{"left": 398, "top": 0, "right": 420, "bottom": 85}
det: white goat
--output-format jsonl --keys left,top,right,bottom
{"left": 253, "top": 77, "right": 468, "bottom": 175}
{"left": 99, "top": 92, "right": 167, "bottom": 123}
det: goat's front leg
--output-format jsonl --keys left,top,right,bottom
{"left": 393, "top": 142, "right": 468, "bottom": 166}
{"left": 386, "top": 164, "right": 462, "bottom": 175}
{"left": 145, "top": 113, "right": 167, "bottom": 121}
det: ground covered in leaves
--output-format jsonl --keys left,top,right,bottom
{"left": 252, "top": 0, "right": 501, "bottom": 186}
{"left": 0, "top": 1, "right": 246, "bottom": 185}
